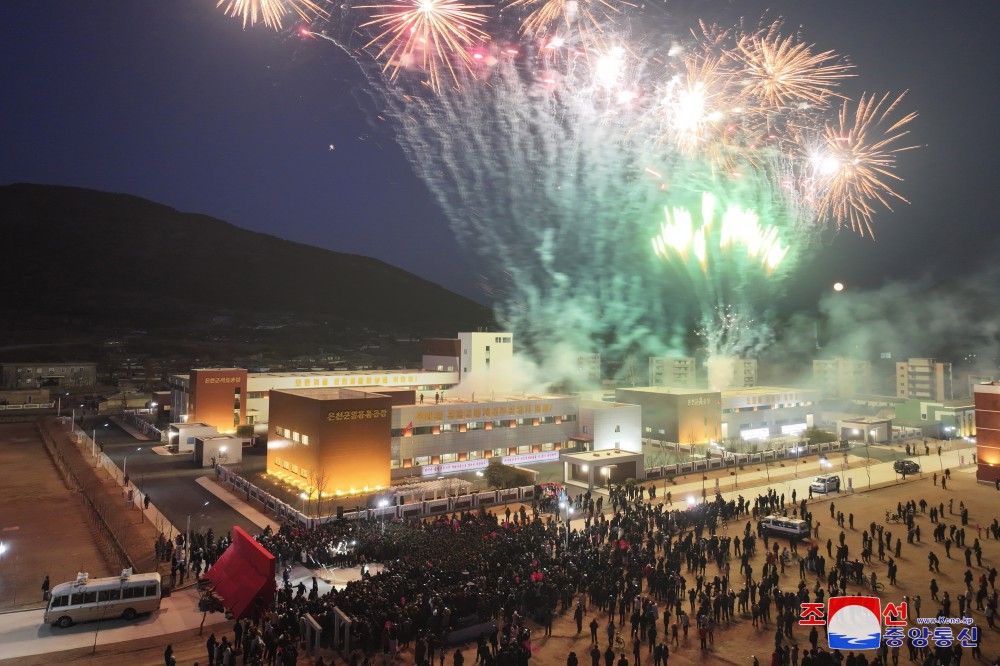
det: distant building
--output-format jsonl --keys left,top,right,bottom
{"left": 648, "top": 356, "right": 698, "bottom": 388}
{"left": 896, "top": 358, "right": 953, "bottom": 401}
{"left": 973, "top": 382, "right": 1000, "bottom": 484}
{"left": 813, "top": 358, "right": 872, "bottom": 399}
{"left": 705, "top": 357, "right": 758, "bottom": 390}
{"left": 1, "top": 362, "right": 97, "bottom": 389}
{"left": 577, "top": 354, "right": 601, "bottom": 385}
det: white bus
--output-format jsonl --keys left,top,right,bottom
{"left": 44, "top": 570, "right": 162, "bottom": 628}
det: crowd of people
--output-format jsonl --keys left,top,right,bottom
{"left": 176, "top": 473, "right": 1000, "bottom": 666}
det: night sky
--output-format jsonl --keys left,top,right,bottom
{"left": 3, "top": 1, "right": 999, "bottom": 307}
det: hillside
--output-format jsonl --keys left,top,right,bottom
{"left": 0, "top": 183, "right": 492, "bottom": 356}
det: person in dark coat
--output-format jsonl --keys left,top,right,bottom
{"left": 206, "top": 633, "right": 217, "bottom": 666}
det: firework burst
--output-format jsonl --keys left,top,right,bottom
{"left": 358, "top": 0, "right": 492, "bottom": 90}
{"left": 811, "top": 91, "right": 918, "bottom": 236}
{"left": 216, "top": 0, "right": 327, "bottom": 30}
{"left": 731, "top": 21, "right": 853, "bottom": 110}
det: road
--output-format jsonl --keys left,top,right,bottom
{"left": 77, "top": 415, "right": 261, "bottom": 538}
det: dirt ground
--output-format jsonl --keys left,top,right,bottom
{"left": 4, "top": 432, "right": 1000, "bottom": 665}
{"left": 0, "top": 423, "right": 116, "bottom": 610}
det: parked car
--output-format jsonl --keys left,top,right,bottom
{"left": 810, "top": 474, "right": 840, "bottom": 494}
{"left": 893, "top": 459, "right": 920, "bottom": 474}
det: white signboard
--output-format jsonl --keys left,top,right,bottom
{"left": 502, "top": 451, "right": 560, "bottom": 466}
{"left": 421, "top": 459, "right": 489, "bottom": 476}
{"left": 741, "top": 427, "right": 770, "bottom": 441}
{"left": 781, "top": 423, "right": 807, "bottom": 436}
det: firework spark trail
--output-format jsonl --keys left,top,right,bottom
{"left": 383, "top": 51, "right": 689, "bottom": 359}
{"left": 243, "top": 7, "right": 917, "bottom": 379}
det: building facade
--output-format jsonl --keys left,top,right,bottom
{"left": 390, "top": 395, "right": 579, "bottom": 477}
{"left": 268, "top": 388, "right": 392, "bottom": 496}
{"left": 615, "top": 387, "right": 722, "bottom": 445}
{"left": 720, "top": 386, "right": 819, "bottom": 441}
{"left": 813, "top": 358, "right": 872, "bottom": 399}
{"left": 1, "top": 362, "right": 97, "bottom": 389}
{"left": 896, "top": 358, "right": 953, "bottom": 401}
{"left": 170, "top": 367, "right": 459, "bottom": 433}
{"left": 894, "top": 398, "right": 975, "bottom": 438}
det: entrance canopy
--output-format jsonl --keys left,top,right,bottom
{"left": 562, "top": 448, "right": 645, "bottom": 492}
{"left": 203, "top": 525, "right": 276, "bottom": 619}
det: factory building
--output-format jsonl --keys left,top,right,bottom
{"left": 974, "top": 382, "right": 1000, "bottom": 484}
{"left": 720, "top": 386, "right": 819, "bottom": 441}
{"left": 615, "top": 387, "right": 722, "bottom": 445}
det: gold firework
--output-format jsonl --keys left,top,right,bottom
{"left": 815, "top": 92, "right": 918, "bottom": 236}
{"left": 217, "top": 0, "right": 328, "bottom": 30}
{"left": 359, "top": 0, "right": 492, "bottom": 91}
{"left": 732, "top": 21, "right": 853, "bottom": 110}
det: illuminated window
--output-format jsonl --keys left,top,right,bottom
{"left": 302, "top": 434, "right": 309, "bottom": 446}
{"left": 292, "top": 431, "right": 300, "bottom": 443}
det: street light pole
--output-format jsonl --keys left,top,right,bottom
{"left": 378, "top": 499, "right": 389, "bottom": 533}
{"left": 122, "top": 447, "right": 141, "bottom": 480}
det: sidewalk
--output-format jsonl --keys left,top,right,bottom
{"left": 196, "top": 476, "right": 277, "bottom": 532}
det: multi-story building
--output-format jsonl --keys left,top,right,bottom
{"left": 705, "top": 357, "right": 758, "bottom": 389}
{"left": 458, "top": 331, "right": 514, "bottom": 393}
{"left": 896, "top": 358, "right": 953, "bottom": 401}
{"left": 1, "top": 362, "right": 97, "bottom": 389}
{"left": 813, "top": 358, "right": 872, "bottom": 399}
{"left": 648, "top": 356, "right": 698, "bottom": 388}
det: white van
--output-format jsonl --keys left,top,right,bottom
{"left": 761, "top": 515, "right": 810, "bottom": 539}
{"left": 810, "top": 475, "right": 840, "bottom": 494}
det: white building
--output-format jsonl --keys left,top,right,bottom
{"left": 168, "top": 422, "right": 219, "bottom": 453}
{"left": 576, "top": 400, "right": 642, "bottom": 453}
{"left": 458, "top": 331, "right": 514, "bottom": 393}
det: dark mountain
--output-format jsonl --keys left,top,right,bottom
{"left": 0, "top": 183, "right": 492, "bottom": 354}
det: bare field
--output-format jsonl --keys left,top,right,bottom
{"left": 0, "top": 423, "right": 114, "bottom": 610}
